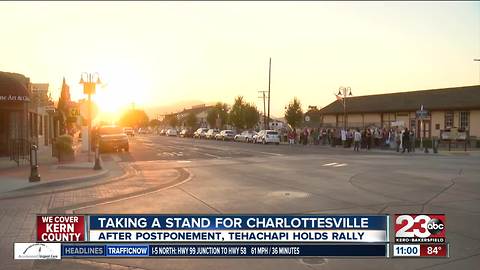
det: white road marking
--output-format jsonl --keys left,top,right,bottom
{"left": 203, "top": 153, "right": 221, "bottom": 159}
{"left": 322, "top": 162, "right": 338, "bottom": 166}
{"left": 257, "top": 151, "right": 283, "bottom": 156}
{"left": 333, "top": 163, "right": 348, "bottom": 167}
{"left": 177, "top": 160, "right": 191, "bottom": 163}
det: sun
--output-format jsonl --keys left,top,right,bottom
{"left": 91, "top": 64, "right": 150, "bottom": 124}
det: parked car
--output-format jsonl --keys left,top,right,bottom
{"left": 123, "top": 127, "right": 135, "bottom": 137}
{"left": 97, "top": 125, "right": 129, "bottom": 153}
{"left": 205, "top": 129, "right": 220, "bottom": 139}
{"left": 180, "top": 129, "right": 194, "bottom": 138}
{"left": 137, "top": 127, "right": 151, "bottom": 134}
{"left": 216, "top": 130, "right": 236, "bottom": 141}
{"left": 159, "top": 129, "right": 166, "bottom": 136}
{"left": 166, "top": 129, "right": 178, "bottom": 137}
{"left": 234, "top": 130, "right": 257, "bottom": 143}
{"left": 254, "top": 130, "right": 280, "bottom": 144}
{"left": 193, "top": 128, "right": 209, "bottom": 139}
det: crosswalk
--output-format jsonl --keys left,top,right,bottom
{"left": 157, "top": 151, "right": 184, "bottom": 157}
{"left": 322, "top": 162, "right": 348, "bottom": 168}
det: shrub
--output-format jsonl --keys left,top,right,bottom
{"left": 55, "top": 134, "right": 74, "bottom": 155}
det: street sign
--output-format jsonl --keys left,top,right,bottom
{"left": 416, "top": 110, "right": 428, "bottom": 119}
{"left": 304, "top": 115, "right": 310, "bottom": 122}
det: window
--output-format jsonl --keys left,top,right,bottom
{"left": 459, "top": 111, "right": 470, "bottom": 130}
{"left": 444, "top": 111, "right": 454, "bottom": 129}
{"left": 410, "top": 119, "right": 416, "bottom": 131}
{"left": 39, "top": 117, "right": 43, "bottom": 135}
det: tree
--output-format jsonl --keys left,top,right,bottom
{"left": 118, "top": 109, "right": 149, "bottom": 128}
{"left": 229, "top": 96, "right": 246, "bottom": 130}
{"left": 149, "top": 119, "right": 161, "bottom": 127}
{"left": 206, "top": 109, "right": 218, "bottom": 128}
{"left": 207, "top": 102, "right": 229, "bottom": 128}
{"left": 163, "top": 114, "right": 178, "bottom": 128}
{"left": 284, "top": 97, "right": 303, "bottom": 128}
{"left": 305, "top": 106, "right": 321, "bottom": 127}
{"left": 244, "top": 103, "right": 260, "bottom": 129}
{"left": 57, "top": 77, "right": 71, "bottom": 134}
{"left": 185, "top": 112, "right": 198, "bottom": 129}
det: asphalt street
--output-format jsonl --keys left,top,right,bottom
{"left": 3, "top": 134, "right": 480, "bottom": 270}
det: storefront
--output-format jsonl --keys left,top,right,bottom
{"left": 0, "top": 72, "right": 31, "bottom": 157}
{"left": 319, "top": 85, "right": 480, "bottom": 139}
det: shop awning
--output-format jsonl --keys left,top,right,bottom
{"left": 0, "top": 72, "right": 30, "bottom": 102}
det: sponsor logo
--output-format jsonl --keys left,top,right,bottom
{"left": 14, "top": 243, "right": 61, "bottom": 260}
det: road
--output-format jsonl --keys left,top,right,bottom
{"left": 3, "top": 134, "right": 480, "bottom": 270}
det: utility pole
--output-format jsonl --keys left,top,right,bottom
{"left": 475, "top": 59, "right": 480, "bottom": 83}
{"left": 267, "top": 57, "right": 272, "bottom": 129}
{"left": 258, "top": 90, "right": 268, "bottom": 130}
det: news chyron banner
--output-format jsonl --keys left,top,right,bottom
{"left": 14, "top": 214, "right": 450, "bottom": 259}
{"left": 31, "top": 214, "right": 389, "bottom": 258}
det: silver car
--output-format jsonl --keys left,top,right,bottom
{"left": 234, "top": 130, "right": 257, "bottom": 143}
{"left": 205, "top": 129, "right": 220, "bottom": 139}
{"left": 216, "top": 130, "right": 236, "bottom": 141}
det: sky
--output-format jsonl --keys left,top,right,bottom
{"left": 0, "top": 1, "right": 479, "bottom": 119}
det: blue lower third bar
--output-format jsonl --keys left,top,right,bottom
{"left": 62, "top": 245, "right": 106, "bottom": 257}
{"left": 106, "top": 245, "right": 150, "bottom": 257}
{"left": 61, "top": 244, "right": 386, "bottom": 257}
{"left": 149, "top": 244, "right": 387, "bottom": 257}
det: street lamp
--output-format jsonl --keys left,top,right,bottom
{"left": 475, "top": 59, "right": 480, "bottom": 83}
{"left": 336, "top": 86, "right": 353, "bottom": 131}
{"left": 79, "top": 72, "right": 101, "bottom": 164}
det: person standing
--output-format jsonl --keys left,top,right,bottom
{"left": 354, "top": 129, "right": 361, "bottom": 152}
{"left": 341, "top": 128, "right": 347, "bottom": 148}
{"left": 409, "top": 129, "right": 416, "bottom": 152}
{"left": 395, "top": 129, "right": 401, "bottom": 152}
{"left": 402, "top": 128, "right": 410, "bottom": 153}
{"left": 304, "top": 128, "right": 309, "bottom": 146}
{"left": 366, "top": 128, "right": 372, "bottom": 150}
{"left": 287, "top": 130, "right": 294, "bottom": 145}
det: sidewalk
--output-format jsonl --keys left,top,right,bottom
{"left": 0, "top": 139, "right": 110, "bottom": 194}
{"left": 279, "top": 141, "right": 480, "bottom": 156}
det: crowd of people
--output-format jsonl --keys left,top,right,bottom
{"left": 285, "top": 127, "right": 417, "bottom": 153}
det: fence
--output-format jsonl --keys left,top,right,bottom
{"left": 8, "top": 138, "right": 31, "bottom": 166}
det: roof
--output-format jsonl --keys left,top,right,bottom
{"left": 319, "top": 85, "right": 480, "bottom": 114}
{"left": 0, "top": 71, "right": 30, "bottom": 101}
{"left": 174, "top": 105, "right": 215, "bottom": 116}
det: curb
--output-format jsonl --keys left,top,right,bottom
{"left": 1, "top": 168, "right": 110, "bottom": 194}
{"left": 0, "top": 163, "right": 137, "bottom": 200}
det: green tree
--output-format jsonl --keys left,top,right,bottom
{"left": 305, "top": 106, "right": 321, "bottom": 127}
{"left": 185, "top": 112, "right": 198, "bottom": 129}
{"left": 229, "top": 96, "right": 246, "bottom": 130}
{"left": 206, "top": 109, "right": 218, "bottom": 128}
{"left": 118, "top": 108, "right": 149, "bottom": 128}
{"left": 207, "top": 102, "right": 229, "bottom": 128}
{"left": 244, "top": 103, "right": 260, "bottom": 129}
{"left": 149, "top": 119, "right": 161, "bottom": 127}
{"left": 284, "top": 97, "right": 303, "bottom": 128}
{"left": 163, "top": 114, "right": 178, "bottom": 128}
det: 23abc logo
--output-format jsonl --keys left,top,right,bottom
{"left": 395, "top": 214, "right": 445, "bottom": 238}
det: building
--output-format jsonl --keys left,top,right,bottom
{"left": 256, "top": 115, "right": 286, "bottom": 131}
{"left": 0, "top": 71, "right": 60, "bottom": 162}
{"left": 167, "top": 104, "right": 214, "bottom": 129}
{"left": 30, "top": 83, "right": 56, "bottom": 146}
{"left": 319, "top": 85, "right": 480, "bottom": 139}
{"left": 0, "top": 72, "right": 31, "bottom": 157}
